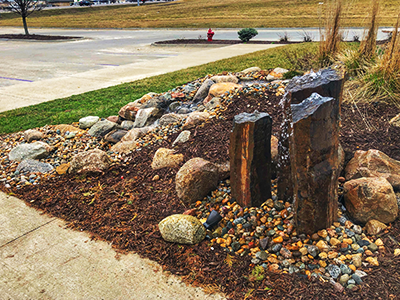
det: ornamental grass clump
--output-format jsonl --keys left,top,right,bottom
{"left": 238, "top": 28, "right": 258, "bottom": 43}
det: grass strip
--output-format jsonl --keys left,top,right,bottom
{"left": 0, "top": 43, "right": 317, "bottom": 135}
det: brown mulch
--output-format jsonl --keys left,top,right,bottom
{"left": 154, "top": 39, "right": 300, "bottom": 45}
{"left": 0, "top": 34, "right": 81, "bottom": 41}
{"left": 3, "top": 91, "right": 400, "bottom": 299}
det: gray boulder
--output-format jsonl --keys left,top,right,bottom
{"left": 16, "top": 159, "right": 54, "bottom": 174}
{"left": 88, "top": 119, "right": 117, "bottom": 137}
{"left": 192, "top": 79, "right": 215, "bottom": 103}
{"left": 9, "top": 141, "right": 51, "bottom": 162}
{"left": 158, "top": 214, "right": 206, "bottom": 244}
{"left": 159, "top": 113, "right": 187, "bottom": 126}
{"left": 172, "top": 130, "right": 191, "bottom": 146}
{"left": 134, "top": 107, "right": 162, "bottom": 128}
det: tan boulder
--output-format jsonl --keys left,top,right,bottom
{"left": 210, "top": 75, "right": 239, "bottom": 84}
{"left": 176, "top": 158, "right": 220, "bottom": 204}
{"left": 240, "top": 66, "right": 261, "bottom": 73}
{"left": 111, "top": 127, "right": 152, "bottom": 154}
{"left": 204, "top": 82, "right": 241, "bottom": 104}
{"left": 54, "top": 124, "right": 84, "bottom": 134}
{"left": 24, "top": 129, "right": 44, "bottom": 142}
{"left": 271, "top": 135, "right": 278, "bottom": 176}
{"left": 106, "top": 115, "right": 119, "bottom": 123}
{"left": 159, "top": 113, "right": 187, "bottom": 126}
{"left": 151, "top": 148, "right": 184, "bottom": 170}
{"left": 182, "top": 111, "right": 210, "bottom": 129}
{"left": 364, "top": 219, "right": 388, "bottom": 236}
{"left": 56, "top": 163, "right": 70, "bottom": 175}
{"left": 345, "top": 149, "right": 400, "bottom": 191}
{"left": 111, "top": 140, "right": 139, "bottom": 154}
{"left": 69, "top": 149, "right": 111, "bottom": 174}
{"left": 158, "top": 214, "right": 206, "bottom": 244}
{"left": 344, "top": 177, "right": 398, "bottom": 224}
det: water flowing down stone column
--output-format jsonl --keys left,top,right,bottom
{"left": 277, "top": 68, "right": 344, "bottom": 203}
{"left": 230, "top": 111, "right": 272, "bottom": 207}
{"left": 291, "top": 93, "right": 340, "bottom": 235}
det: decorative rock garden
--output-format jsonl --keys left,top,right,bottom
{"left": 1, "top": 66, "right": 400, "bottom": 299}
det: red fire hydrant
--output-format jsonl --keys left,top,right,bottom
{"left": 207, "top": 28, "right": 215, "bottom": 41}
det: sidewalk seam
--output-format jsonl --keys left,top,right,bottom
{"left": 0, "top": 219, "right": 56, "bottom": 249}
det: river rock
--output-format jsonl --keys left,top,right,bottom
{"left": 9, "top": 141, "right": 51, "bottom": 162}
{"left": 23, "top": 129, "right": 44, "bottom": 142}
{"left": 364, "top": 219, "right": 388, "bottom": 235}
{"left": 69, "top": 149, "right": 111, "bottom": 174}
{"left": 192, "top": 79, "right": 214, "bottom": 103}
{"left": 79, "top": 116, "right": 99, "bottom": 129}
{"left": 344, "top": 177, "right": 398, "bottom": 224}
{"left": 151, "top": 148, "right": 184, "bottom": 170}
{"left": 182, "top": 111, "right": 210, "bottom": 129}
{"left": 210, "top": 75, "right": 239, "bottom": 84}
{"left": 172, "top": 130, "right": 191, "bottom": 146}
{"left": 345, "top": 149, "right": 400, "bottom": 191}
{"left": 134, "top": 107, "right": 162, "bottom": 128}
{"left": 158, "top": 214, "right": 206, "bottom": 244}
{"left": 87, "top": 119, "right": 117, "bottom": 137}
{"left": 176, "top": 158, "right": 220, "bottom": 204}
{"left": 159, "top": 113, "right": 187, "bottom": 126}
{"left": 16, "top": 159, "right": 54, "bottom": 174}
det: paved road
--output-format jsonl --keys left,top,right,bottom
{"left": 0, "top": 27, "right": 390, "bottom": 89}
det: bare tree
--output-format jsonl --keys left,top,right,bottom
{"left": 4, "top": 0, "right": 46, "bottom": 35}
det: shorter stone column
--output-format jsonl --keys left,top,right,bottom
{"left": 230, "top": 111, "right": 272, "bottom": 207}
{"left": 291, "top": 93, "right": 339, "bottom": 235}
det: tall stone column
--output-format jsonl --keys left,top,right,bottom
{"left": 291, "top": 93, "right": 339, "bottom": 235}
{"left": 277, "top": 68, "right": 344, "bottom": 203}
{"left": 230, "top": 111, "right": 272, "bottom": 207}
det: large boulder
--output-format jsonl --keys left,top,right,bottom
{"left": 151, "top": 148, "right": 184, "bottom": 170}
{"left": 9, "top": 141, "right": 51, "bottom": 162}
{"left": 176, "top": 158, "right": 221, "bottom": 204}
{"left": 16, "top": 159, "right": 54, "bottom": 174}
{"left": 158, "top": 214, "right": 206, "bottom": 245}
{"left": 69, "top": 149, "right": 111, "bottom": 174}
{"left": 23, "top": 129, "right": 44, "bottom": 142}
{"left": 210, "top": 75, "right": 239, "bottom": 84}
{"left": 159, "top": 113, "right": 187, "bottom": 126}
{"left": 134, "top": 107, "right": 162, "bottom": 128}
{"left": 79, "top": 116, "right": 99, "bottom": 129}
{"left": 345, "top": 149, "right": 400, "bottom": 191}
{"left": 87, "top": 120, "right": 117, "bottom": 137}
{"left": 182, "top": 111, "right": 210, "bottom": 129}
{"left": 192, "top": 79, "right": 215, "bottom": 103}
{"left": 204, "top": 82, "right": 241, "bottom": 104}
{"left": 344, "top": 177, "right": 398, "bottom": 224}
{"left": 118, "top": 102, "right": 141, "bottom": 121}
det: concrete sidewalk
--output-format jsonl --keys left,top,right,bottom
{"left": 0, "top": 44, "right": 281, "bottom": 112}
{"left": 0, "top": 192, "right": 226, "bottom": 300}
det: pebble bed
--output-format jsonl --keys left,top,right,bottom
{"left": 0, "top": 70, "right": 385, "bottom": 291}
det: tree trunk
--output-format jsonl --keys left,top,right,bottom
{"left": 22, "top": 15, "right": 29, "bottom": 35}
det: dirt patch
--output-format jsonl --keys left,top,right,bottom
{"left": 3, "top": 90, "right": 400, "bottom": 299}
{"left": 154, "top": 39, "right": 300, "bottom": 45}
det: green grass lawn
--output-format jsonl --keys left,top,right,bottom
{"left": 0, "top": 0, "right": 399, "bottom": 29}
{"left": 0, "top": 43, "right": 318, "bottom": 135}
